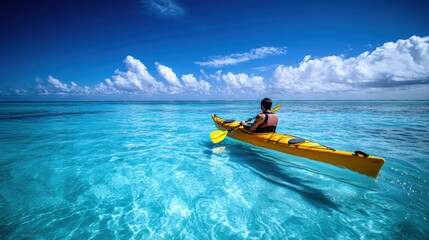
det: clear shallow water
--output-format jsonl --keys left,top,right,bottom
{"left": 0, "top": 101, "right": 428, "bottom": 239}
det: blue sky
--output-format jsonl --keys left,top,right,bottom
{"left": 0, "top": 0, "right": 428, "bottom": 100}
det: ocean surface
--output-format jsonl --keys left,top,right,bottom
{"left": 0, "top": 101, "right": 428, "bottom": 239}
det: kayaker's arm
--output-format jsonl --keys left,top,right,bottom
{"left": 240, "top": 114, "right": 264, "bottom": 132}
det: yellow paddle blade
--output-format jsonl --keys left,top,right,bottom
{"left": 210, "top": 130, "right": 228, "bottom": 144}
{"left": 272, "top": 104, "right": 283, "bottom": 113}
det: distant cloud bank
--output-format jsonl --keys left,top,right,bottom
{"left": 270, "top": 36, "right": 429, "bottom": 93}
{"left": 94, "top": 56, "right": 210, "bottom": 95}
{"left": 3, "top": 36, "right": 429, "bottom": 99}
{"left": 196, "top": 46, "right": 287, "bottom": 67}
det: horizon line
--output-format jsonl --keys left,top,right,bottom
{"left": 1, "top": 99, "right": 429, "bottom": 103}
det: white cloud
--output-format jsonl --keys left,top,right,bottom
{"left": 94, "top": 81, "right": 116, "bottom": 95}
{"left": 221, "top": 72, "right": 265, "bottom": 94}
{"left": 107, "top": 56, "right": 167, "bottom": 94}
{"left": 201, "top": 69, "right": 222, "bottom": 81}
{"left": 270, "top": 36, "right": 429, "bottom": 93}
{"left": 96, "top": 57, "right": 211, "bottom": 95}
{"left": 35, "top": 84, "right": 49, "bottom": 95}
{"left": 25, "top": 76, "right": 93, "bottom": 96}
{"left": 35, "top": 56, "right": 211, "bottom": 95}
{"left": 303, "top": 55, "right": 311, "bottom": 62}
{"left": 156, "top": 62, "right": 181, "bottom": 87}
{"left": 47, "top": 76, "right": 69, "bottom": 92}
{"left": 3, "top": 36, "right": 428, "bottom": 99}
{"left": 13, "top": 89, "right": 28, "bottom": 95}
{"left": 141, "top": 0, "right": 185, "bottom": 18}
{"left": 196, "top": 46, "right": 287, "bottom": 67}
{"left": 67, "top": 81, "right": 91, "bottom": 95}
{"left": 252, "top": 64, "right": 281, "bottom": 72}
{"left": 181, "top": 74, "right": 210, "bottom": 93}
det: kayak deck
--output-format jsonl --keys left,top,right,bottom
{"left": 212, "top": 114, "right": 385, "bottom": 178}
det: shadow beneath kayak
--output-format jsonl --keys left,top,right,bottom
{"left": 203, "top": 140, "right": 343, "bottom": 212}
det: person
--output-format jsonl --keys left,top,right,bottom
{"left": 240, "top": 98, "right": 279, "bottom": 133}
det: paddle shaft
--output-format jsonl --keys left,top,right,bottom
{"left": 228, "top": 112, "right": 269, "bottom": 133}
{"left": 228, "top": 125, "right": 241, "bottom": 133}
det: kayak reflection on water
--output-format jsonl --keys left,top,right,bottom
{"left": 240, "top": 98, "right": 279, "bottom": 133}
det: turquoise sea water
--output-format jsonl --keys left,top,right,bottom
{"left": 0, "top": 101, "right": 428, "bottom": 239}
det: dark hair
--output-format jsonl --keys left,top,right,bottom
{"left": 261, "top": 98, "right": 272, "bottom": 110}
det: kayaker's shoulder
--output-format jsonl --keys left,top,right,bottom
{"left": 256, "top": 113, "right": 265, "bottom": 121}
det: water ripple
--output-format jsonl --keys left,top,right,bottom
{"left": 0, "top": 101, "right": 428, "bottom": 239}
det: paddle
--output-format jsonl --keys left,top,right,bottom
{"left": 210, "top": 104, "right": 283, "bottom": 144}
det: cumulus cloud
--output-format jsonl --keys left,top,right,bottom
{"left": 47, "top": 76, "right": 69, "bottom": 92}
{"left": 156, "top": 62, "right": 181, "bottom": 87}
{"left": 270, "top": 36, "right": 429, "bottom": 93}
{"left": 3, "top": 36, "right": 428, "bottom": 99}
{"left": 20, "top": 56, "right": 210, "bottom": 97}
{"left": 196, "top": 46, "right": 287, "bottom": 67}
{"left": 140, "top": 0, "right": 185, "bottom": 18}
{"left": 13, "top": 89, "right": 28, "bottom": 95}
{"left": 20, "top": 76, "right": 93, "bottom": 96}
{"left": 99, "top": 57, "right": 211, "bottom": 95}
{"left": 106, "top": 56, "right": 167, "bottom": 93}
{"left": 181, "top": 74, "right": 210, "bottom": 93}
{"left": 221, "top": 72, "right": 265, "bottom": 94}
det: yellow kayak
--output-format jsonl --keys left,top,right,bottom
{"left": 212, "top": 114, "right": 385, "bottom": 178}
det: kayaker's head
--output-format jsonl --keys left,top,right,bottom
{"left": 261, "top": 98, "right": 272, "bottom": 112}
